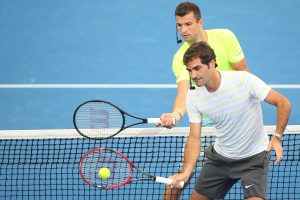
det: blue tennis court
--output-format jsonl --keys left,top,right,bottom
{"left": 0, "top": 0, "right": 299, "bottom": 199}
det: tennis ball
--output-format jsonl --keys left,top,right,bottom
{"left": 98, "top": 167, "right": 110, "bottom": 179}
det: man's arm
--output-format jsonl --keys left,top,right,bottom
{"left": 264, "top": 89, "right": 291, "bottom": 164}
{"left": 159, "top": 80, "right": 189, "bottom": 128}
{"left": 265, "top": 89, "right": 291, "bottom": 135}
{"left": 173, "top": 80, "right": 189, "bottom": 117}
{"left": 169, "top": 122, "right": 202, "bottom": 187}
{"left": 181, "top": 122, "right": 202, "bottom": 177}
{"left": 231, "top": 58, "right": 249, "bottom": 72}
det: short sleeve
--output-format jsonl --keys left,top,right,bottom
{"left": 242, "top": 72, "right": 271, "bottom": 101}
{"left": 223, "top": 29, "right": 245, "bottom": 63}
{"left": 186, "top": 91, "right": 202, "bottom": 123}
{"left": 172, "top": 43, "right": 191, "bottom": 83}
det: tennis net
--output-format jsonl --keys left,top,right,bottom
{"left": 0, "top": 126, "right": 299, "bottom": 199}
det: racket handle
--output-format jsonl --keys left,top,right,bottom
{"left": 155, "top": 176, "right": 184, "bottom": 188}
{"left": 147, "top": 118, "right": 176, "bottom": 125}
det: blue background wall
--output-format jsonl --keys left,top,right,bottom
{"left": 0, "top": 0, "right": 299, "bottom": 129}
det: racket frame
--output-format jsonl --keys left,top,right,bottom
{"left": 79, "top": 147, "right": 183, "bottom": 190}
{"left": 79, "top": 147, "right": 134, "bottom": 189}
{"left": 73, "top": 100, "right": 154, "bottom": 139}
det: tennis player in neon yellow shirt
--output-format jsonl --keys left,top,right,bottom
{"left": 159, "top": 2, "right": 249, "bottom": 128}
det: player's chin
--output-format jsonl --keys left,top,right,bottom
{"left": 195, "top": 81, "right": 204, "bottom": 87}
{"left": 183, "top": 36, "right": 192, "bottom": 42}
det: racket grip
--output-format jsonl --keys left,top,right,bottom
{"left": 147, "top": 118, "right": 176, "bottom": 125}
{"left": 147, "top": 118, "right": 161, "bottom": 123}
{"left": 155, "top": 177, "right": 184, "bottom": 188}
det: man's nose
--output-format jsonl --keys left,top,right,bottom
{"left": 190, "top": 70, "right": 197, "bottom": 79}
{"left": 178, "top": 25, "right": 187, "bottom": 34}
{"left": 181, "top": 25, "right": 187, "bottom": 33}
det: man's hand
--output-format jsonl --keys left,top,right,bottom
{"left": 266, "top": 137, "right": 283, "bottom": 165}
{"left": 167, "top": 172, "right": 190, "bottom": 189}
{"left": 158, "top": 112, "right": 181, "bottom": 129}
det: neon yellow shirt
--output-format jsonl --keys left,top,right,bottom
{"left": 172, "top": 29, "right": 245, "bottom": 83}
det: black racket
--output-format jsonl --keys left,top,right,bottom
{"left": 79, "top": 147, "right": 184, "bottom": 189}
{"left": 73, "top": 100, "right": 175, "bottom": 139}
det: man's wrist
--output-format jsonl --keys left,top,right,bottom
{"left": 273, "top": 133, "right": 283, "bottom": 141}
{"left": 173, "top": 111, "right": 183, "bottom": 119}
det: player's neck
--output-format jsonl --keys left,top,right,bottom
{"left": 188, "top": 30, "right": 207, "bottom": 45}
{"left": 196, "top": 30, "right": 208, "bottom": 43}
{"left": 205, "top": 70, "right": 221, "bottom": 93}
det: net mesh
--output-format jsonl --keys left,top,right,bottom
{"left": 0, "top": 126, "right": 299, "bottom": 200}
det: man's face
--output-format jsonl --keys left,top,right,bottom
{"left": 186, "top": 58, "right": 210, "bottom": 87}
{"left": 176, "top": 12, "right": 203, "bottom": 43}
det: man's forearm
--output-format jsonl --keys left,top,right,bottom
{"left": 276, "top": 97, "right": 291, "bottom": 134}
{"left": 182, "top": 135, "right": 201, "bottom": 176}
{"left": 173, "top": 95, "right": 186, "bottom": 119}
{"left": 173, "top": 80, "right": 189, "bottom": 118}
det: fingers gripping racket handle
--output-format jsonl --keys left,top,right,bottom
{"left": 147, "top": 118, "right": 176, "bottom": 125}
{"left": 155, "top": 177, "right": 184, "bottom": 188}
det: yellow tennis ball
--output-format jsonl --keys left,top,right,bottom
{"left": 98, "top": 167, "right": 110, "bottom": 179}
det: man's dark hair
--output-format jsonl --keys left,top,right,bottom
{"left": 175, "top": 2, "right": 201, "bottom": 21}
{"left": 183, "top": 42, "right": 217, "bottom": 67}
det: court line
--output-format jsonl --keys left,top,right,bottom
{"left": 0, "top": 84, "right": 300, "bottom": 89}
{"left": 0, "top": 84, "right": 176, "bottom": 88}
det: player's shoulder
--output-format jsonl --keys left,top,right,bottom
{"left": 173, "top": 42, "right": 190, "bottom": 58}
{"left": 206, "top": 28, "right": 236, "bottom": 38}
{"left": 220, "top": 70, "right": 249, "bottom": 81}
{"left": 221, "top": 70, "right": 249, "bottom": 76}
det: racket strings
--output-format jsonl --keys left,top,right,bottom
{"left": 81, "top": 149, "right": 131, "bottom": 188}
{"left": 75, "top": 102, "right": 123, "bottom": 138}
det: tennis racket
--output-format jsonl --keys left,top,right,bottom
{"left": 73, "top": 100, "right": 175, "bottom": 139}
{"left": 79, "top": 147, "right": 184, "bottom": 189}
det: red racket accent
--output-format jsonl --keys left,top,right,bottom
{"left": 79, "top": 147, "right": 134, "bottom": 189}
